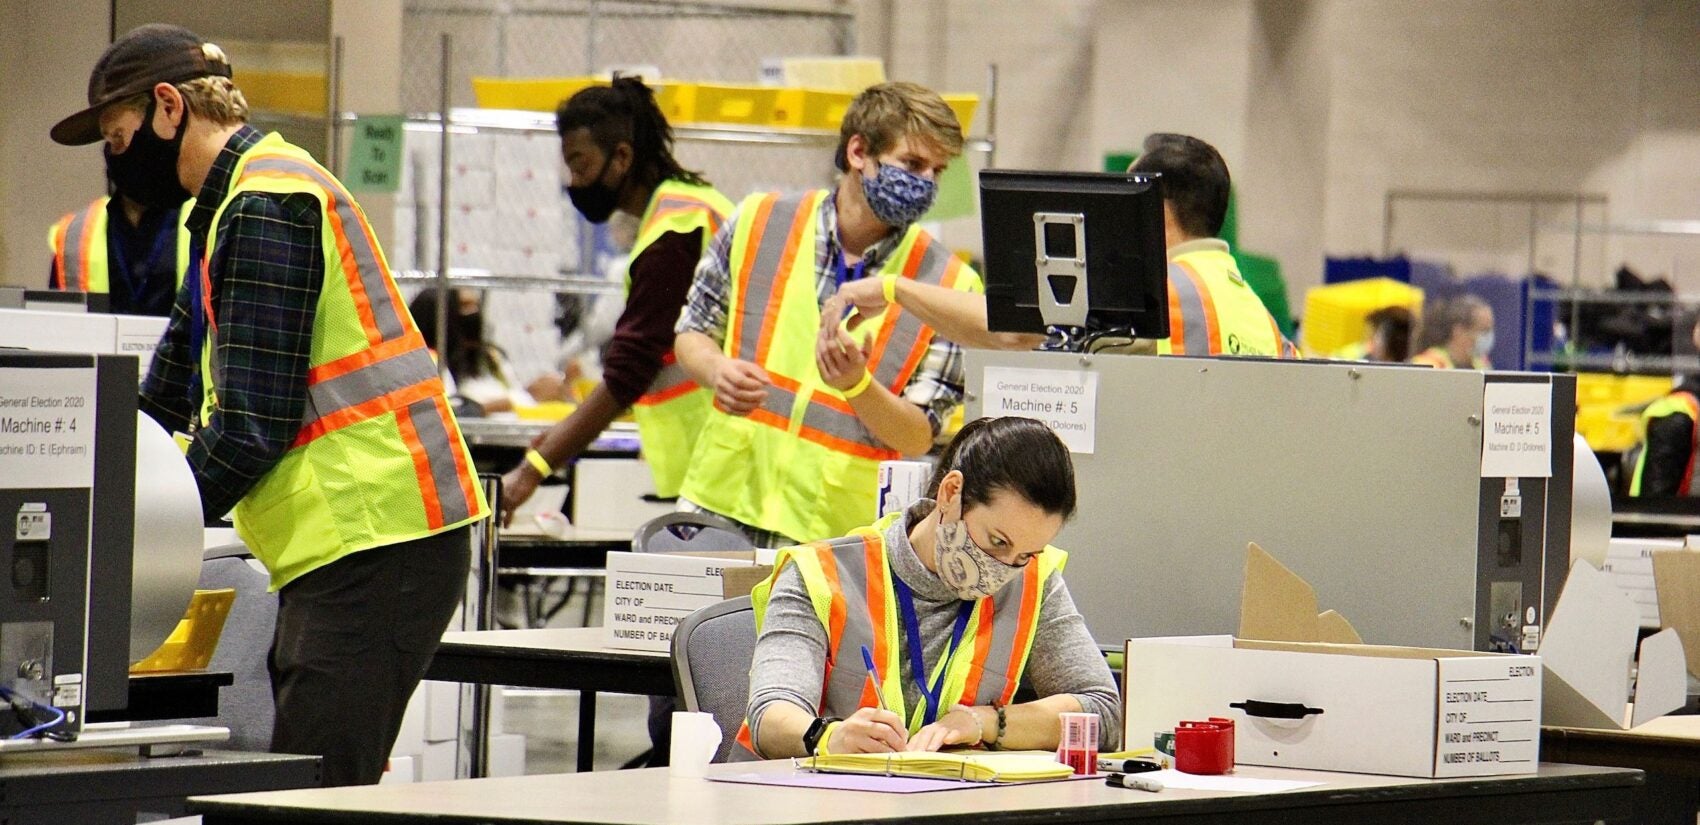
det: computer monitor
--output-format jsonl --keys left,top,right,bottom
{"left": 979, "top": 169, "right": 1168, "bottom": 345}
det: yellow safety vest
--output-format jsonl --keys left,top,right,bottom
{"left": 679, "top": 190, "right": 984, "bottom": 543}
{"left": 627, "top": 179, "right": 732, "bottom": 498}
{"left": 1410, "top": 347, "right": 1488, "bottom": 370}
{"left": 1157, "top": 248, "right": 1299, "bottom": 358}
{"left": 739, "top": 510, "right": 1066, "bottom": 755}
{"left": 199, "top": 133, "right": 488, "bottom": 590}
{"left": 47, "top": 196, "right": 193, "bottom": 294}
{"left": 1630, "top": 391, "right": 1700, "bottom": 497}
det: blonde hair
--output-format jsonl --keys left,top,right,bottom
{"left": 175, "top": 75, "right": 248, "bottom": 126}
{"left": 834, "top": 81, "right": 963, "bottom": 172}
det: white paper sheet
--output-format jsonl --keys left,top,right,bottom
{"left": 1140, "top": 769, "right": 1323, "bottom": 793}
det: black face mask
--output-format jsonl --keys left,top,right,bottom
{"left": 566, "top": 155, "right": 623, "bottom": 224}
{"left": 105, "top": 99, "right": 191, "bottom": 209}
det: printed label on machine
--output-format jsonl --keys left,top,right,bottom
{"left": 981, "top": 366, "right": 1099, "bottom": 453}
{"left": 1480, "top": 381, "right": 1553, "bottom": 478}
{"left": 0, "top": 367, "right": 97, "bottom": 489}
{"left": 1432, "top": 656, "right": 1542, "bottom": 777}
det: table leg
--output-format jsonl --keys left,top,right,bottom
{"left": 578, "top": 690, "right": 597, "bottom": 772}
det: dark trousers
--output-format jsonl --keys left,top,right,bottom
{"left": 268, "top": 527, "right": 471, "bottom": 786}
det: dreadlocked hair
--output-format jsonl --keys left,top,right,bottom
{"left": 555, "top": 75, "right": 708, "bottom": 191}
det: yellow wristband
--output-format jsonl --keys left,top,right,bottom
{"left": 841, "top": 370, "right": 874, "bottom": 399}
{"left": 524, "top": 448, "right": 553, "bottom": 478}
{"left": 881, "top": 273, "right": 898, "bottom": 304}
{"left": 816, "top": 721, "right": 842, "bottom": 756}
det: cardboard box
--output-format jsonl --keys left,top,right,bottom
{"left": 603, "top": 550, "right": 769, "bottom": 652}
{"left": 1540, "top": 560, "right": 1687, "bottom": 729}
{"left": 1123, "top": 543, "right": 1540, "bottom": 779}
{"left": 1124, "top": 635, "right": 1542, "bottom": 778}
{"left": 572, "top": 458, "right": 676, "bottom": 532}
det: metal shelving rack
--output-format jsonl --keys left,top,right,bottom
{"left": 1522, "top": 220, "right": 1700, "bottom": 374}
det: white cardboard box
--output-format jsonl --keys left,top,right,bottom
{"left": 603, "top": 550, "right": 757, "bottom": 652}
{"left": 573, "top": 458, "right": 676, "bottom": 531}
{"left": 1124, "top": 636, "right": 1542, "bottom": 778}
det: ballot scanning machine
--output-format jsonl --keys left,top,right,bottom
{"left": 0, "top": 346, "right": 205, "bottom": 745}
{"left": 972, "top": 170, "right": 1579, "bottom": 652}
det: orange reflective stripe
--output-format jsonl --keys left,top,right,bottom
{"left": 50, "top": 216, "right": 72, "bottom": 289}
{"left": 858, "top": 534, "right": 889, "bottom": 709}
{"left": 308, "top": 331, "right": 428, "bottom": 383}
{"left": 728, "top": 194, "right": 778, "bottom": 358}
{"left": 291, "top": 376, "right": 443, "bottom": 447}
{"left": 395, "top": 401, "right": 445, "bottom": 529}
{"left": 1176, "top": 261, "right": 1222, "bottom": 354}
{"left": 753, "top": 197, "right": 817, "bottom": 366}
{"left": 818, "top": 548, "right": 848, "bottom": 700}
{"left": 1166, "top": 281, "right": 1188, "bottom": 353}
{"left": 636, "top": 381, "right": 697, "bottom": 406}
{"left": 998, "top": 565, "right": 1043, "bottom": 706}
{"left": 957, "top": 600, "right": 996, "bottom": 702}
{"left": 75, "top": 204, "right": 101, "bottom": 292}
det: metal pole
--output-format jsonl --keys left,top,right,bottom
{"left": 327, "top": 36, "right": 344, "bottom": 176}
{"left": 1382, "top": 194, "right": 1395, "bottom": 258}
{"left": 1525, "top": 197, "right": 1538, "bottom": 277}
{"left": 985, "top": 63, "right": 998, "bottom": 169}
{"left": 1571, "top": 195, "right": 1584, "bottom": 349}
{"left": 436, "top": 33, "right": 453, "bottom": 378}
{"left": 585, "top": 0, "right": 600, "bottom": 75}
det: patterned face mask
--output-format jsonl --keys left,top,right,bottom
{"left": 933, "top": 517, "right": 1022, "bottom": 601}
{"left": 860, "top": 161, "right": 937, "bottom": 228}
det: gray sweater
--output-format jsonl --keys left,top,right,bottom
{"left": 746, "top": 501, "right": 1122, "bottom": 755}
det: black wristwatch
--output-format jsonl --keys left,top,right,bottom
{"left": 801, "top": 716, "right": 839, "bottom": 755}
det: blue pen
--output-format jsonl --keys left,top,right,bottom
{"left": 860, "top": 645, "right": 890, "bottom": 712}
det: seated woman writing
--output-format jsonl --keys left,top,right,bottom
{"left": 740, "top": 416, "right": 1121, "bottom": 758}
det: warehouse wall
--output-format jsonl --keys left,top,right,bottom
{"left": 878, "top": 0, "right": 1700, "bottom": 298}
{"left": 0, "top": 0, "right": 112, "bottom": 288}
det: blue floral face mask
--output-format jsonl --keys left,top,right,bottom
{"left": 860, "top": 161, "right": 937, "bottom": 227}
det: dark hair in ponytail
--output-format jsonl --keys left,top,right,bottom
{"left": 555, "top": 75, "right": 708, "bottom": 190}
{"left": 926, "top": 417, "right": 1076, "bottom": 519}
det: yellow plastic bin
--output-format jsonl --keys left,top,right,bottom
{"left": 941, "top": 93, "right": 980, "bottom": 134}
{"left": 772, "top": 88, "right": 856, "bottom": 130}
{"left": 690, "top": 83, "right": 782, "bottom": 126}
{"left": 131, "top": 589, "right": 237, "bottom": 673}
{"left": 471, "top": 76, "right": 606, "bottom": 112}
{"left": 1300, "top": 277, "right": 1424, "bottom": 357}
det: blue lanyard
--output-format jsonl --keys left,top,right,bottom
{"left": 891, "top": 574, "right": 975, "bottom": 727}
{"left": 185, "top": 235, "right": 208, "bottom": 415}
{"left": 833, "top": 245, "right": 866, "bottom": 291}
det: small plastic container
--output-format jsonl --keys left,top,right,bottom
{"left": 1056, "top": 712, "right": 1099, "bottom": 775}
{"left": 1174, "top": 717, "right": 1235, "bottom": 775}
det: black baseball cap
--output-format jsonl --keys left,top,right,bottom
{"left": 51, "top": 24, "right": 233, "bottom": 146}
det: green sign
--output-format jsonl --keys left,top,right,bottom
{"left": 922, "top": 159, "right": 976, "bottom": 223}
{"left": 346, "top": 115, "right": 404, "bottom": 193}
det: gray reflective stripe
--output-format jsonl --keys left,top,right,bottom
{"left": 649, "top": 361, "right": 691, "bottom": 392}
{"left": 972, "top": 565, "right": 1043, "bottom": 705}
{"left": 1167, "top": 263, "right": 1211, "bottom": 355}
{"left": 242, "top": 157, "right": 406, "bottom": 341}
{"left": 732, "top": 193, "right": 812, "bottom": 360}
{"left": 60, "top": 207, "right": 96, "bottom": 288}
{"left": 764, "top": 384, "right": 884, "bottom": 450}
{"left": 404, "top": 397, "right": 474, "bottom": 525}
{"left": 815, "top": 537, "right": 879, "bottom": 713}
{"left": 868, "top": 233, "right": 954, "bottom": 387}
{"left": 302, "top": 346, "right": 438, "bottom": 428}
